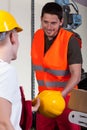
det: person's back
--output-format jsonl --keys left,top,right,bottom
{"left": 0, "top": 10, "right": 23, "bottom": 130}
{"left": 0, "top": 60, "right": 22, "bottom": 130}
{"left": 0, "top": 10, "right": 40, "bottom": 130}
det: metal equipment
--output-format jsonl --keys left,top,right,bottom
{"left": 55, "top": 0, "right": 82, "bottom": 29}
{"left": 69, "top": 111, "right": 87, "bottom": 128}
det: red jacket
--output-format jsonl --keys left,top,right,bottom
{"left": 20, "top": 87, "right": 32, "bottom": 130}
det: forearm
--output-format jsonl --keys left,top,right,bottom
{"left": 62, "top": 74, "right": 81, "bottom": 97}
{"left": 0, "top": 98, "right": 15, "bottom": 130}
{"left": 62, "top": 64, "right": 81, "bottom": 97}
{"left": 0, "top": 121, "right": 15, "bottom": 130}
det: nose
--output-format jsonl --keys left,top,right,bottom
{"left": 47, "top": 23, "right": 51, "bottom": 29}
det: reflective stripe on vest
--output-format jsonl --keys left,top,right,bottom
{"left": 33, "top": 65, "right": 70, "bottom": 76}
{"left": 37, "top": 80, "right": 67, "bottom": 87}
{"left": 33, "top": 64, "right": 69, "bottom": 88}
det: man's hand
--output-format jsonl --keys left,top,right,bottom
{"left": 32, "top": 98, "right": 40, "bottom": 112}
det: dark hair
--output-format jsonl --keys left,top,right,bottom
{"left": 41, "top": 2, "right": 63, "bottom": 21}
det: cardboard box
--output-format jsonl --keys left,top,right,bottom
{"left": 68, "top": 89, "right": 87, "bottom": 113}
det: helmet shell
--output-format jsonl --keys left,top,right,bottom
{"left": 0, "top": 10, "right": 23, "bottom": 32}
{"left": 32, "top": 90, "right": 65, "bottom": 118}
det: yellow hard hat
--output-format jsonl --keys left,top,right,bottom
{"left": 32, "top": 90, "right": 65, "bottom": 118}
{"left": 0, "top": 10, "right": 23, "bottom": 32}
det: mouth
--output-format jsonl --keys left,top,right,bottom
{"left": 46, "top": 30, "right": 52, "bottom": 35}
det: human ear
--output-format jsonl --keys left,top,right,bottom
{"left": 9, "top": 32, "right": 15, "bottom": 45}
{"left": 60, "top": 18, "right": 64, "bottom": 26}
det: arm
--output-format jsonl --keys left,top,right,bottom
{"left": 62, "top": 63, "right": 81, "bottom": 97}
{"left": 61, "top": 34, "right": 82, "bottom": 98}
{"left": 0, "top": 98, "right": 14, "bottom": 130}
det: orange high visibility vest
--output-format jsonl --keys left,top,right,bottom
{"left": 31, "top": 28, "right": 76, "bottom": 92}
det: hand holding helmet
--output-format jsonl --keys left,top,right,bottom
{"left": 32, "top": 90, "right": 65, "bottom": 118}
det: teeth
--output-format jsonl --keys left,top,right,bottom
{"left": 47, "top": 31, "right": 51, "bottom": 34}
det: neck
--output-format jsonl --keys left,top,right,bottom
{"left": 0, "top": 46, "right": 12, "bottom": 63}
{"left": 0, "top": 54, "right": 11, "bottom": 63}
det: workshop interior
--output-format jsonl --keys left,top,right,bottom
{"left": 0, "top": 0, "right": 87, "bottom": 130}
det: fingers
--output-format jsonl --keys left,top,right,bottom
{"left": 32, "top": 98, "right": 40, "bottom": 112}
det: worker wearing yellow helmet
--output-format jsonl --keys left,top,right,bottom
{"left": 0, "top": 10, "right": 40, "bottom": 130}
